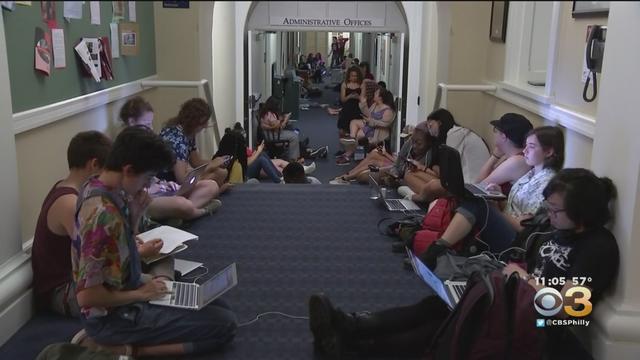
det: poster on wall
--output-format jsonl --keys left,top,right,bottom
{"left": 34, "top": 27, "right": 52, "bottom": 75}
{"left": 63, "top": 1, "right": 82, "bottom": 20}
{"left": 41, "top": 1, "right": 57, "bottom": 28}
{"left": 119, "top": 22, "right": 139, "bottom": 56}
{"left": 112, "top": 1, "right": 125, "bottom": 22}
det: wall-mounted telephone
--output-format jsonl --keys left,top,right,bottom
{"left": 583, "top": 25, "right": 606, "bottom": 102}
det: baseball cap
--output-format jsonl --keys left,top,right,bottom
{"left": 490, "top": 113, "right": 533, "bottom": 148}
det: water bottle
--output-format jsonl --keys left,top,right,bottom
{"left": 368, "top": 169, "right": 381, "bottom": 200}
{"left": 354, "top": 145, "right": 365, "bottom": 161}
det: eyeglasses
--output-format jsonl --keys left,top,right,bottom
{"left": 543, "top": 200, "right": 566, "bottom": 216}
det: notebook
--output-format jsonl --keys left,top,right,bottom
{"left": 369, "top": 174, "right": 421, "bottom": 212}
{"left": 438, "top": 145, "right": 506, "bottom": 200}
{"left": 406, "top": 248, "right": 467, "bottom": 309}
{"left": 150, "top": 263, "right": 238, "bottom": 310}
{"left": 174, "top": 258, "right": 204, "bottom": 276}
{"left": 175, "top": 164, "right": 207, "bottom": 197}
{"left": 137, "top": 226, "right": 198, "bottom": 264}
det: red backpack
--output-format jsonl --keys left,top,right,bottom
{"left": 426, "top": 271, "right": 545, "bottom": 360}
{"left": 412, "top": 198, "right": 462, "bottom": 255}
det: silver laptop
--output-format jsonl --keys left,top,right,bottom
{"left": 175, "top": 164, "right": 207, "bottom": 197}
{"left": 464, "top": 183, "right": 506, "bottom": 200}
{"left": 369, "top": 174, "right": 421, "bottom": 212}
{"left": 150, "top": 263, "right": 238, "bottom": 310}
{"left": 406, "top": 248, "right": 466, "bottom": 309}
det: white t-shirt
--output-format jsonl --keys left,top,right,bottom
{"left": 446, "top": 126, "right": 490, "bottom": 183}
{"left": 506, "top": 167, "right": 556, "bottom": 217}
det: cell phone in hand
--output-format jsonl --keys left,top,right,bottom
{"left": 368, "top": 164, "right": 380, "bottom": 172}
{"left": 223, "top": 155, "right": 234, "bottom": 167}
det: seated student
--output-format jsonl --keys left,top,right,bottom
{"left": 282, "top": 162, "right": 321, "bottom": 184}
{"left": 158, "top": 98, "right": 229, "bottom": 188}
{"left": 308, "top": 168, "right": 619, "bottom": 359}
{"left": 31, "top": 131, "right": 171, "bottom": 319}
{"left": 397, "top": 109, "right": 490, "bottom": 202}
{"left": 71, "top": 127, "right": 236, "bottom": 357}
{"left": 329, "top": 141, "right": 395, "bottom": 185}
{"left": 119, "top": 97, "right": 222, "bottom": 222}
{"left": 475, "top": 113, "right": 533, "bottom": 195}
{"left": 419, "top": 126, "right": 565, "bottom": 268}
{"left": 337, "top": 88, "right": 396, "bottom": 165}
{"left": 259, "top": 96, "right": 301, "bottom": 161}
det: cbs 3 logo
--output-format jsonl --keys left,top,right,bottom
{"left": 534, "top": 286, "right": 592, "bottom": 317}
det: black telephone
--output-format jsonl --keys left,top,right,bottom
{"left": 583, "top": 25, "right": 606, "bottom": 102}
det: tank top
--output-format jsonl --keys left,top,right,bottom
{"left": 345, "top": 86, "right": 361, "bottom": 96}
{"left": 32, "top": 182, "right": 78, "bottom": 300}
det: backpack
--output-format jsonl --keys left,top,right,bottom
{"left": 426, "top": 271, "right": 545, "bottom": 360}
{"left": 412, "top": 198, "right": 461, "bottom": 255}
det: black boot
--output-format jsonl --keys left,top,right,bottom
{"left": 309, "top": 293, "right": 343, "bottom": 359}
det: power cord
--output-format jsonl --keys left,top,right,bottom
{"left": 238, "top": 311, "right": 309, "bottom": 327}
{"left": 180, "top": 265, "right": 209, "bottom": 283}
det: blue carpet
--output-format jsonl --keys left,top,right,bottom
{"left": 0, "top": 184, "right": 431, "bottom": 359}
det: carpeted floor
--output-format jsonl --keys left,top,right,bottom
{"left": 0, "top": 184, "right": 432, "bottom": 359}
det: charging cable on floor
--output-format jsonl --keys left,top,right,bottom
{"left": 238, "top": 312, "right": 310, "bottom": 327}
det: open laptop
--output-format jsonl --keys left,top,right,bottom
{"left": 369, "top": 174, "right": 421, "bottom": 212}
{"left": 406, "top": 248, "right": 467, "bottom": 309}
{"left": 438, "top": 145, "right": 506, "bottom": 200}
{"left": 150, "top": 263, "right": 238, "bottom": 310}
{"left": 175, "top": 164, "right": 207, "bottom": 197}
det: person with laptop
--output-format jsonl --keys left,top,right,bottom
{"left": 308, "top": 168, "right": 619, "bottom": 359}
{"left": 119, "top": 97, "right": 223, "bottom": 223}
{"left": 71, "top": 127, "right": 237, "bottom": 357}
{"left": 419, "top": 126, "right": 565, "bottom": 269}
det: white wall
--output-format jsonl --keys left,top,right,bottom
{"left": 213, "top": 1, "right": 238, "bottom": 133}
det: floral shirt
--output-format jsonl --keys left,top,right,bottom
{"left": 72, "top": 177, "right": 139, "bottom": 318}
{"left": 505, "top": 167, "right": 556, "bottom": 217}
{"left": 158, "top": 125, "right": 196, "bottom": 181}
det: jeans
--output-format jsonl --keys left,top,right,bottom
{"left": 264, "top": 129, "right": 300, "bottom": 160}
{"left": 83, "top": 299, "right": 236, "bottom": 355}
{"left": 455, "top": 198, "right": 517, "bottom": 252}
{"left": 247, "top": 153, "right": 282, "bottom": 183}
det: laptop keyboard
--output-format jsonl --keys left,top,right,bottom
{"left": 446, "top": 281, "right": 467, "bottom": 304}
{"left": 173, "top": 282, "right": 198, "bottom": 307}
{"left": 386, "top": 199, "right": 406, "bottom": 211}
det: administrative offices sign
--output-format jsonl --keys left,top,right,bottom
{"left": 270, "top": 17, "right": 385, "bottom": 28}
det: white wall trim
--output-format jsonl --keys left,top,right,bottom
{"left": 486, "top": 81, "right": 596, "bottom": 139}
{"left": 0, "top": 250, "right": 33, "bottom": 347}
{"left": 13, "top": 75, "right": 158, "bottom": 135}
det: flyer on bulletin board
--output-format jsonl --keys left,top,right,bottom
{"left": 119, "top": 22, "right": 139, "bottom": 56}
{"left": 34, "top": 27, "right": 52, "bottom": 75}
{"left": 40, "top": 1, "right": 57, "bottom": 28}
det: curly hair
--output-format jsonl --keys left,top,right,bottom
{"left": 119, "top": 96, "right": 153, "bottom": 125}
{"left": 165, "top": 98, "right": 211, "bottom": 136}
{"left": 344, "top": 66, "right": 364, "bottom": 85}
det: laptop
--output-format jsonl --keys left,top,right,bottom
{"left": 438, "top": 145, "right": 506, "bottom": 200}
{"left": 175, "top": 164, "right": 207, "bottom": 197}
{"left": 406, "top": 248, "right": 467, "bottom": 309}
{"left": 369, "top": 174, "right": 421, "bottom": 212}
{"left": 150, "top": 263, "right": 238, "bottom": 310}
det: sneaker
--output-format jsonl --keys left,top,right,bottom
{"left": 335, "top": 155, "right": 351, "bottom": 166}
{"left": 203, "top": 199, "right": 222, "bottom": 215}
{"left": 397, "top": 186, "right": 416, "bottom": 200}
{"left": 329, "top": 176, "right": 350, "bottom": 185}
{"left": 308, "top": 294, "right": 342, "bottom": 358}
{"left": 303, "top": 162, "right": 317, "bottom": 175}
{"left": 310, "top": 146, "right": 329, "bottom": 159}
{"left": 339, "top": 137, "right": 357, "bottom": 146}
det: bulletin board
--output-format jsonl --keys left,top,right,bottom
{"left": 2, "top": 1, "right": 156, "bottom": 113}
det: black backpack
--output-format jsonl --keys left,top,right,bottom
{"left": 426, "top": 271, "right": 545, "bottom": 360}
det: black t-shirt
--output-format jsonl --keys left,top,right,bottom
{"left": 529, "top": 227, "right": 619, "bottom": 304}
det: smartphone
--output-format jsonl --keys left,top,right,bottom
{"left": 368, "top": 164, "right": 380, "bottom": 172}
{"left": 223, "top": 155, "right": 234, "bottom": 167}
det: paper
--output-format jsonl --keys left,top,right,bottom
{"left": 112, "top": 1, "right": 125, "bottom": 22}
{"left": 143, "top": 244, "right": 187, "bottom": 265}
{"left": 63, "top": 1, "right": 82, "bottom": 19}
{"left": 1, "top": 1, "right": 15, "bottom": 11}
{"left": 15, "top": 1, "right": 30, "bottom": 5}
{"left": 40, "top": 1, "right": 57, "bottom": 28}
{"left": 174, "top": 259, "right": 204, "bottom": 276}
{"left": 136, "top": 225, "right": 199, "bottom": 254}
{"left": 110, "top": 22, "right": 120, "bottom": 58}
{"left": 119, "top": 22, "right": 139, "bottom": 56}
{"left": 74, "top": 40, "right": 101, "bottom": 81}
{"left": 34, "top": 27, "right": 51, "bottom": 75}
{"left": 51, "top": 28, "right": 66, "bottom": 68}
{"left": 99, "top": 37, "right": 114, "bottom": 80}
{"left": 128, "top": 1, "right": 136, "bottom": 22}
{"left": 85, "top": 38, "right": 102, "bottom": 79}
{"left": 90, "top": 1, "right": 100, "bottom": 25}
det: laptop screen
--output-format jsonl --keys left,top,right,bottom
{"left": 200, "top": 263, "right": 238, "bottom": 305}
{"left": 409, "top": 252, "right": 453, "bottom": 308}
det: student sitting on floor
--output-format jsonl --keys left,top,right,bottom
{"left": 158, "top": 98, "right": 229, "bottom": 188}
{"left": 119, "top": 97, "right": 222, "bottom": 222}
{"left": 337, "top": 88, "right": 396, "bottom": 165}
{"left": 71, "top": 127, "right": 236, "bottom": 357}
{"left": 308, "top": 168, "right": 618, "bottom": 359}
{"left": 418, "top": 126, "right": 565, "bottom": 268}
{"left": 259, "top": 96, "right": 302, "bottom": 162}
{"left": 397, "top": 109, "right": 490, "bottom": 203}
{"left": 282, "top": 162, "right": 321, "bottom": 184}
{"left": 31, "top": 131, "right": 171, "bottom": 319}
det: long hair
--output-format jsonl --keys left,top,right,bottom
{"left": 427, "top": 108, "right": 458, "bottom": 144}
{"left": 165, "top": 98, "right": 211, "bottom": 137}
{"left": 214, "top": 129, "right": 248, "bottom": 178}
{"left": 344, "top": 66, "right": 363, "bottom": 85}
{"left": 526, "top": 126, "right": 565, "bottom": 171}
{"left": 378, "top": 88, "right": 396, "bottom": 112}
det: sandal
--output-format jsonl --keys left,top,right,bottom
{"left": 71, "top": 329, "right": 135, "bottom": 356}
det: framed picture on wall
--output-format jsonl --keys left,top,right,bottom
{"left": 490, "top": 1, "right": 509, "bottom": 43}
{"left": 572, "top": 1, "right": 609, "bottom": 18}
